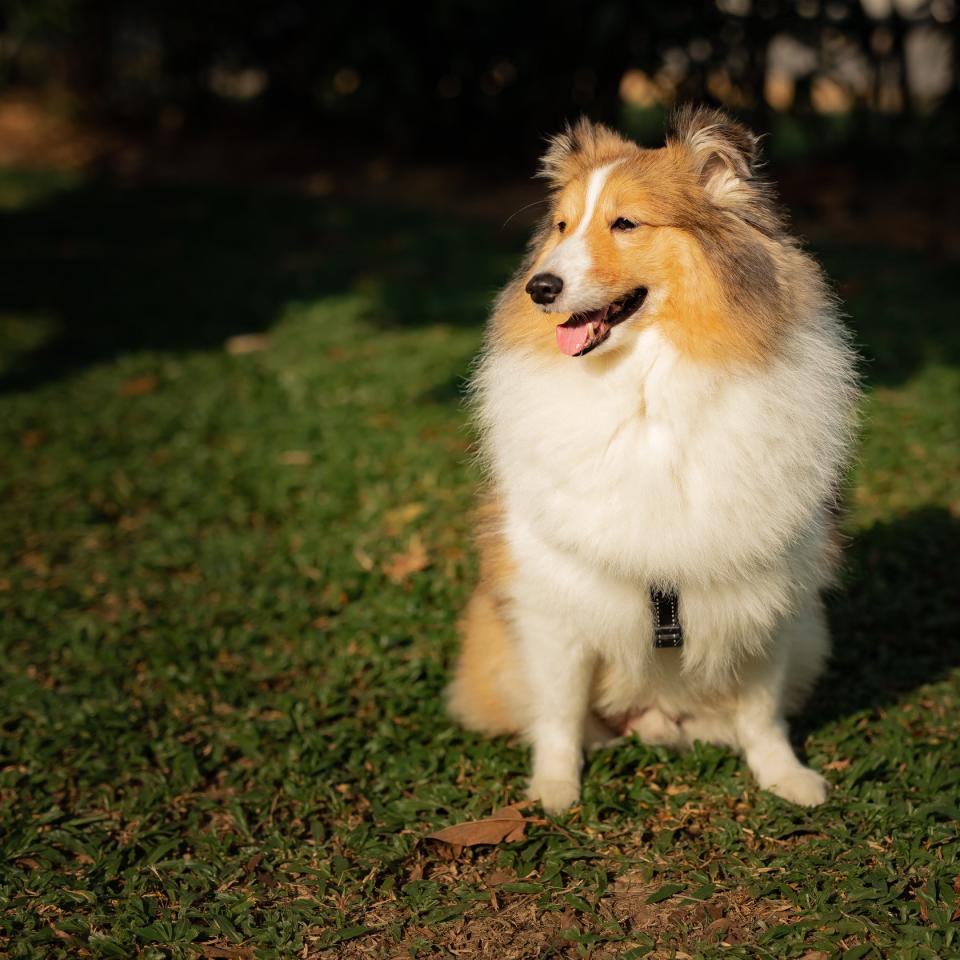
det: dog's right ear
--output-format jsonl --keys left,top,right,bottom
{"left": 538, "top": 119, "right": 592, "bottom": 189}
{"left": 538, "top": 118, "right": 623, "bottom": 189}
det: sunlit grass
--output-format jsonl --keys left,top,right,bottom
{"left": 0, "top": 170, "right": 957, "bottom": 958}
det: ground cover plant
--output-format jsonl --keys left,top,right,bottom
{"left": 0, "top": 167, "right": 958, "bottom": 958}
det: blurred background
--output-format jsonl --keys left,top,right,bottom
{"left": 3, "top": 0, "right": 959, "bottom": 161}
{"left": 2, "top": 0, "right": 958, "bottom": 200}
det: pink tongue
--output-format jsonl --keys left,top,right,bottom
{"left": 555, "top": 308, "right": 606, "bottom": 356}
{"left": 556, "top": 320, "right": 592, "bottom": 356}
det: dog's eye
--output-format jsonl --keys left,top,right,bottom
{"left": 612, "top": 217, "right": 638, "bottom": 231}
{"left": 557, "top": 221, "right": 567, "bottom": 233}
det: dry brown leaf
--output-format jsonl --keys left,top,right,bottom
{"left": 383, "top": 534, "right": 429, "bottom": 584}
{"left": 822, "top": 758, "right": 851, "bottom": 771}
{"left": 119, "top": 375, "right": 157, "bottom": 397}
{"left": 353, "top": 545, "right": 375, "bottom": 572}
{"left": 383, "top": 502, "right": 426, "bottom": 534}
{"left": 196, "top": 944, "right": 255, "bottom": 959}
{"left": 425, "top": 803, "right": 539, "bottom": 851}
{"left": 225, "top": 333, "right": 270, "bottom": 355}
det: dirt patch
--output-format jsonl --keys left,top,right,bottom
{"left": 312, "top": 864, "right": 796, "bottom": 959}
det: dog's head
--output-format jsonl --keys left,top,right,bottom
{"left": 508, "top": 108, "right": 813, "bottom": 364}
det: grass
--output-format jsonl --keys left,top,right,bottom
{"left": 0, "top": 165, "right": 958, "bottom": 960}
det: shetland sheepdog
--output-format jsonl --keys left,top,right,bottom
{"left": 447, "top": 107, "right": 859, "bottom": 812}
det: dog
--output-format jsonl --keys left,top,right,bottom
{"left": 446, "top": 107, "right": 859, "bottom": 813}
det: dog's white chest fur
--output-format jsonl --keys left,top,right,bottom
{"left": 476, "top": 321, "right": 852, "bottom": 703}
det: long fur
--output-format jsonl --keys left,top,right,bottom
{"left": 448, "top": 107, "right": 860, "bottom": 812}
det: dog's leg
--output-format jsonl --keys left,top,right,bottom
{"left": 733, "top": 644, "right": 828, "bottom": 807}
{"left": 516, "top": 612, "right": 593, "bottom": 814}
{"left": 583, "top": 710, "right": 620, "bottom": 751}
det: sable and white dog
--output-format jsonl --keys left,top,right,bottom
{"left": 447, "top": 107, "right": 859, "bottom": 812}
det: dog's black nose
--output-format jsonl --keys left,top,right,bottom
{"left": 525, "top": 272, "right": 563, "bottom": 305}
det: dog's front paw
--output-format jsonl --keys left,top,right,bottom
{"left": 765, "top": 767, "right": 829, "bottom": 807}
{"left": 527, "top": 777, "right": 580, "bottom": 814}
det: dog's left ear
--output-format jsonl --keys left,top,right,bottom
{"left": 668, "top": 105, "right": 760, "bottom": 205}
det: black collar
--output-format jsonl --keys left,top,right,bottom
{"left": 651, "top": 588, "right": 683, "bottom": 648}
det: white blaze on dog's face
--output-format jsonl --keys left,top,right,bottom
{"left": 525, "top": 158, "right": 658, "bottom": 358}
{"left": 510, "top": 114, "right": 789, "bottom": 364}
{"left": 535, "top": 161, "right": 623, "bottom": 312}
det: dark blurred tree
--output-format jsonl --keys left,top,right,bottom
{"left": 1, "top": 0, "right": 955, "bottom": 162}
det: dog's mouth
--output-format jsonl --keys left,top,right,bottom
{"left": 555, "top": 287, "right": 648, "bottom": 357}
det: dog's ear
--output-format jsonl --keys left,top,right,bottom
{"left": 538, "top": 118, "right": 621, "bottom": 189}
{"left": 668, "top": 105, "right": 760, "bottom": 205}
{"left": 538, "top": 118, "right": 595, "bottom": 188}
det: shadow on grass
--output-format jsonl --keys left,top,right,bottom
{"left": 815, "top": 244, "right": 960, "bottom": 386}
{"left": 0, "top": 171, "right": 958, "bottom": 395}
{"left": 800, "top": 506, "right": 960, "bottom": 735}
{"left": 0, "top": 174, "right": 517, "bottom": 394}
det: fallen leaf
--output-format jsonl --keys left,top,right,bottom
{"left": 353, "top": 545, "right": 374, "bottom": 572}
{"left": 383, "top": 534, "right": 429, "bottom": 584}
{"left": 120, "top": 375, "right": 157, "bottom": 397}
{"left": 485, "top": 869, "right": 516, "bottom": 887}
{"left": 197, "top": 944, "right": 255, "bottom": 959}
{"left": 51, "top": 927, "right": 80, "bottom": 942}
{"left": 425, "top": 803, "right": 539, "bottom": 851}
{"left": 20, "top": 430, "right": 44, "bottom": 448}
{"left": 822, "top": 758, "right": 851, "bottom": 771}
{"left": 383, "top": 502, "right": 425, "bottom": 534}
{"left": 225, "top": 333, "right": 270, "bottom": 355}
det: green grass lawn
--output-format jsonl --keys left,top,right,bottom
{"left": 1, "top": 167, "right": 958, "bottom": 960}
